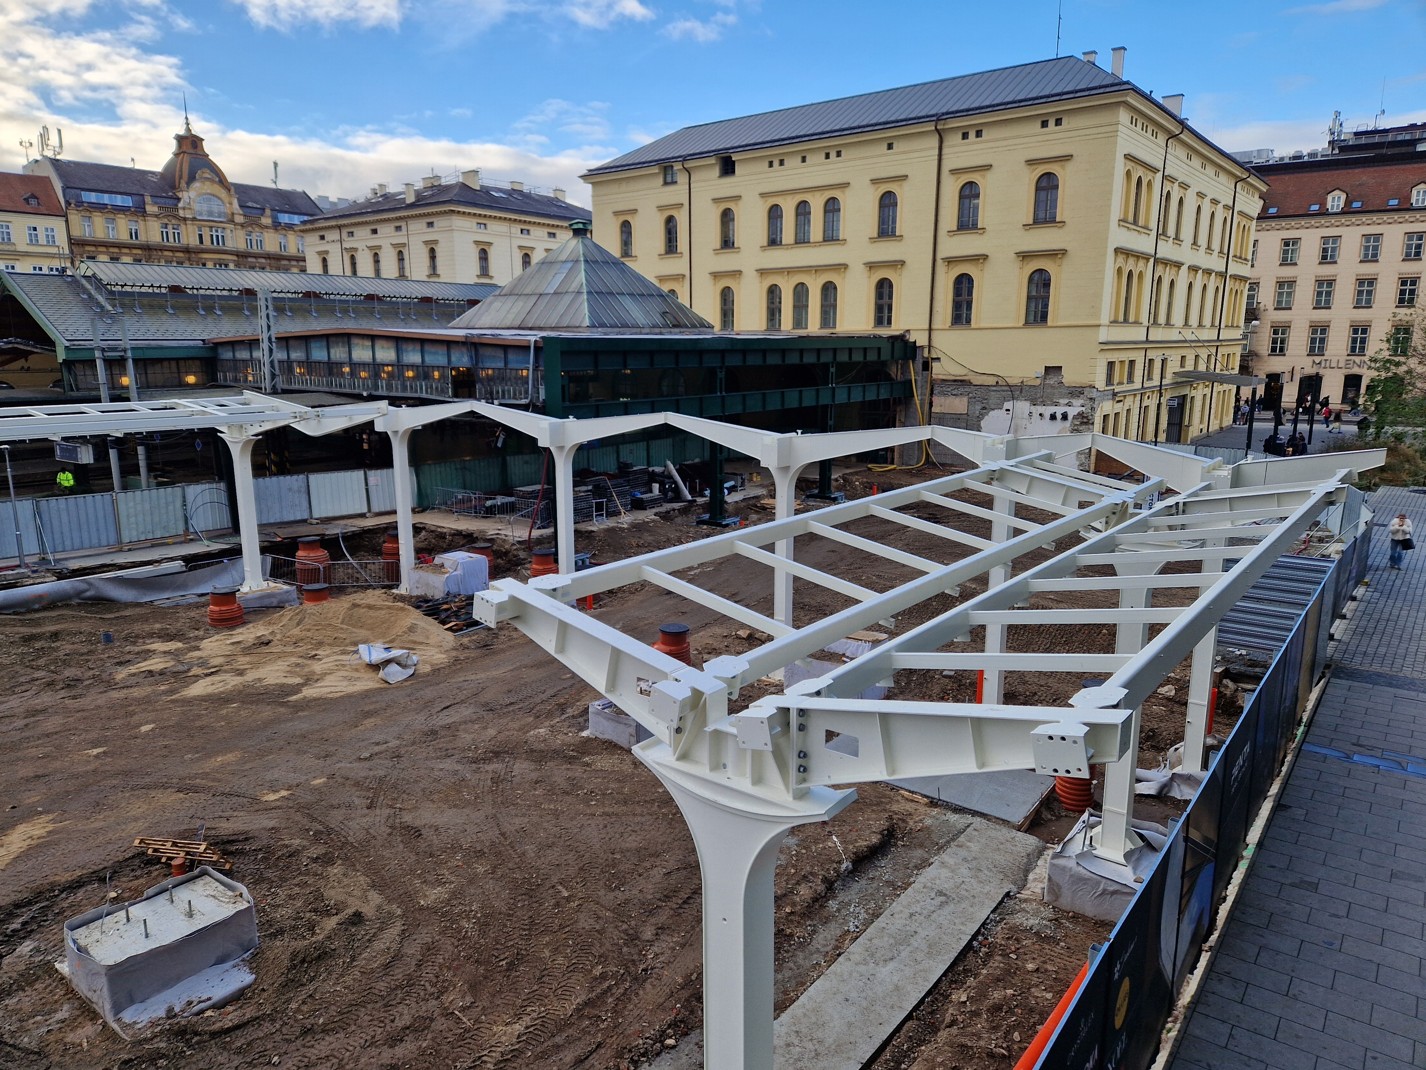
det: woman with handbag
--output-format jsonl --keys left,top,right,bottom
{"left": 1388, "top": 513, "right": 1414, "bottom": 570}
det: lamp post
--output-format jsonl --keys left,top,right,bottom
{"left": 1, "top": 445, "right": 26, "bottom": 572}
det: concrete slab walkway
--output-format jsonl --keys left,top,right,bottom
{"left": 1167, "top": 485, "right": 1426, "bottom": 1070}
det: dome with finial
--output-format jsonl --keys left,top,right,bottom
{"left": 158, "top": 116, "right": 231, "bottom": 192}
{"left": 449, "top": 221, "right": 712, "bottom": 332}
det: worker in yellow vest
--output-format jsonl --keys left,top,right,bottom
{"left": 56, "top": 469, "right": 75, "bottom": 494}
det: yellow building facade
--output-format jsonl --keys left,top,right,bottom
{"left": 297, "top": 171, "right": 592, "bottom": 286}
{"left": 0, "top": 172, "right": 70, "bottom": 276}
{"left": 25, "top": 123, "right": 316, "bottom": 272}
{"left": 586, "top": 53, "right": 1264, "bottom": 441}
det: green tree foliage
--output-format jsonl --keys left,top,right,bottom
{"left": 1363, "top": 309, "right": 1426, "bottom": 444}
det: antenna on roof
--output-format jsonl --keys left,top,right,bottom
{"left": 273, "top": 160, "right": 279, "bottom": 188}
{"left": 37, "top": 126, "right": 62, "bottom": 159}
{"left": 18, "top": 138, "right": 33, "bottom": 164}
{"left": 1055, "top": 0, "right": 1062, "bottom": 57}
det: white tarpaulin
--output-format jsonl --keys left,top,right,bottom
{"left": 357, "top": 643, "right": 420, "bottom": 683}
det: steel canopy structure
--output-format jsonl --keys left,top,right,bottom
{"left": 471, "top": 440, "right": 1372, "bottom": 1070}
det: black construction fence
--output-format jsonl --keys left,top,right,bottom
{"left": 1032, "top": 527, "right": 1366, "bottom": 1070}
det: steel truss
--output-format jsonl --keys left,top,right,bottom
{"left": 474, "top": 448, "right": 1363, "bottom": 1070}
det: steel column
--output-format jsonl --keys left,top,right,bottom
{"left": 386, "top": 426, "right": 417, "bottom": 593}
{"left": 218, "top": 432, "right": 264, "bottom": 592}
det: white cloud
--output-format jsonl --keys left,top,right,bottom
{"left": 562, "top": 0, "right": 653, "bottom": 28}
{"left": 227, "top": 0, "right": 403, "bottom": 30}
{"left": 1283, "top": 0, "right": 1387, "bottom": 14}
{"left": 664, "top": 10, "right": 735, "bottom": 41}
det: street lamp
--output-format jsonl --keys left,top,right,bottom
{"left": 1, "top": 445, "right": 26, "bottom": 572}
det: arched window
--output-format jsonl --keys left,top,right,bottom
{"left": 1025, "top": 268, "right": 1051, "bottom": 324}
{"left": 320, "top": 255, "right": 329, "bottom": 274}
{"left": 1206, "top": 211, "right": 1216, "bottom": 251}
{"left": 427, "top": 247, "right": 438, "bottom": 276}
{"left": 720, "top": 208, "right": 736, "bottom": 249}
{"left": 1193, "top": 205, "right": 1202, "bottom": 245}
{"left": 1183, "top": 281, "right": 1194, "bottom": 326}
{"left": 1175, "top": 196, "right": 1184, "bottom": 239}
{"left": 819, "top": 281, "right": 838, "bottom": 328}
{"left": 719, "top": 286, "right": 735, "bottom": 331}
{"left": 767, "top": 204, "right": 784, "bottom": 246}
{"left": 664, "top": 215, "right": 679, "bottom": 254}
{"left": 1166, "top": 278, "right": 1176, "bottom": 322}
{"left": 877, "top": 191, "right": 898, "bottom": 237}
{"left": 1161, "top": 190, "right": 1173, "bottom": 233}
{"left": 766, "top": 284, "right": 783, "bottom": 330}
{"left": 873, "top": 277, "right": 894, "bottom": 327}
{"left": 372, "top": 251, "right": 382, "bottom": 278}
{"left": 478, "top": 247, "right": 490, "bottom": 275}
{"left": 396, "top": 249, "right": 406, "bottom": 277}
{"left": 349, "top": 254, "right": 357, "bottom": 275}
{"left": 521, "top": 252, "right": 532, "bottom": 271}
{"left": 1220, "top": 216, "right": 1230, "bottom": 251}
{"left": 822, "top": 198, "right": 841, "bottom": 241}
{"left": 792, "top": 282, "right": 809, "bottom": 329}
{"left": 666, "top": 289, "right": 678, "bottom": 299}
{"left": 957, "top": 182, "right": 980, "bottom": 230}
{"left": 1132, "top": 176, "right": 1143, "bottom": 225}
{"left": 951, "top": 273, "right": 974, "bottom": 326}
{"left": 794, "top": 200, "right": 812, "bottom": 244}
{"left": 1033, "top": 174, "right": 1059, "bottom": 224}
{"left": 194, "top": 194, "right": 227, "bottom": 221}
{"left": 619, "top": 219, "right": 633, "bottom": 257}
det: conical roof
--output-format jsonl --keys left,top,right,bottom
{"left": 448, "top": 222, "right": 712, "bottom": 332}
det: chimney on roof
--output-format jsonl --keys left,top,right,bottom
{"left": 1164, "top": 94, "right": 1184, "bottom": 118}
{"left": 570, "top": 219, "right": 591, "bottom": 238}
{"left": 552, "top": 187, "right": 566, "bottom": 201}
{"left": 421, "top": 174, "right": 440, "bottom": 189}
{"left": 377, "top": 183, "right": 388, "bottom": 195}
{"left": 1082, "top": 50, "right": 1098, "bottom": 65}
{"left": 509, "top": 180, "right": 524, "bottom": 192}
{"left": 404, "top": 182, "right": 416, "bottom": 204}
{"left": 461, "top": 168, "right": 481, "bottom": 189}
{"left": 1111, "top": 46, "right": 1126, "bottom": 77}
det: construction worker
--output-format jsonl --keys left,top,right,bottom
{"left": 56, "top": 468, "right": 75, "bottom": 494}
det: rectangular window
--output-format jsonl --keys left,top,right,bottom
{"left": 476, "top": 222, "right": 488, "bottom": 230}
{"left": 211, "top": 227, "right": 228, "bottom": 247}
{"left": 1105, "top": 361, "right": 1116, "bottom": 387}
{"left": 128, "top": 220, "right": 140, "bottom": 241}
{"left": 1307, "top": 326, "right": 1328, "bottom": 355}
{"left": 1246, "top": 281, "right": 1259, "bottom": 310}
{"left": 1349, "top": 325, "right": 1371, "bottom": 355}
{"left": 519, "top": 227, "right": 531, "bottom": 235}
{"left": 662, "top": 165, "right": 677, "bottom": 185}
{"left": 1279, "top": 238, "right": 1299, "bottom": 265}
{"left": 278, "top": 235, "right": 288, "bottom": 253}
{"left": 246, "top": 232, "right": 264, "bottom": 250}
{"left": 1320, "top": 235, "right": 1340, "bottom": 263}
{"left": 1354, "top": 278, "right": 1376, "bottom": 307}
{"left": 1398, "top": 277, "right": 1419, "bottom": 307}
{"left": 1250, "top": 239, "right": 1258, "bottom": 267}
{"left": 1274, "top": 280, "right": 1295, "bottom": 309}
{"left": 25, "top": 225, "right": 39, "bottom": 244}
{"left": 0, "top": 223, "right": 10, "bottom": 244}
{"left": 1391, "top": 325, "right": 1413, "bottom": 355}
{"left": 105, "top": 218, "right": 118, "bottom": 239}
{"left": 1269, "top": 326, "right": 1290, "bottom": 355}
{"left": 80, "top": 216, "right": 93, "bottom": 237}
{"left": 41, "top": 226, "right": 57, "bottom": 245}
{"left": 1405, "top": 232, "right": 1425, "bottom": 261}
{"left": 1313, "top": 279, "right": 1334, "bottom": 309}
{"left": 1361, "top": 233, "right": 1381, "bottom": 261}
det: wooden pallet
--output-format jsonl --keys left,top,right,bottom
{"left": 132, "top": 836, "right": 232, "bottom": 871}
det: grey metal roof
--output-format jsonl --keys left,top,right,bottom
{"left": 45, "top": 158, "right": 319, "bottom": 217}
{"left": 448, "top": 228, "right": 712, "bottom": 332}
{"left": 0, "top": 271, "right": 487, "bottom": 348}
{"left": 312, "top": 180, "right": 592, "bottom": 225}
{"left": 587, "top": 56, "right": 1126, "bottom": 175}
{"left": 79, "top": 260, "right": 497, "bottom": 302}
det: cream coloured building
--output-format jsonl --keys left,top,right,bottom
{"left": 25, "top": 122, "right": 317, "bottom": 272}
{"left": 1245, "top": 123, "right": 1426, "bottom": 417}
{"left": 297, "top": 171, "right": 591, "bottom": 286}
{"left": 586, "top": 51, "right": 1264, "bottom": 442}
{"left": 0, "top": 172, "right": 70, "bottom": 276}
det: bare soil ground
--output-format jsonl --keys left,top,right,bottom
{"left": 0, "top": 468, "right": 1218, "bottom": 1070}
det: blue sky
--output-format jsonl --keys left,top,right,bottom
{"left": 2, "top": 0, "right": 1422, "bottom": 207}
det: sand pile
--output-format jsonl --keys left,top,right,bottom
{"left": 177, "top": 590, "right": 461, "bottom": 701}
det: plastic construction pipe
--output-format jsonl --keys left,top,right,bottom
{"left": 1013, "top": 960, "right": 1089, "bottom": 1069}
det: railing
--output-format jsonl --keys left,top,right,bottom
{"left": 1031, "top": 537, "right": 1354, "bottom": 1069}
{"left": 266, "top": 555, "right": 399, "bottom": 588}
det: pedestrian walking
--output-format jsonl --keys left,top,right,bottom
{"left": 1332, "top": 410, "right": 1343, "bottom": 433}
{"left": 1388, "top": 512, "right": 1414, "bottom": 570}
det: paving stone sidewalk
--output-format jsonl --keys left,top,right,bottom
{"left": 1168, "top": 485, "right": 1426, "bottom": 1070}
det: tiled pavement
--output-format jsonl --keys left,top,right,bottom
{"left": 1168, "top": 485, "right": 1426, "bottom": 1070}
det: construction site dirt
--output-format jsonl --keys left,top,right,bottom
{"left": 0, "top": 468, "right": 1214, "bottom": 1070}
